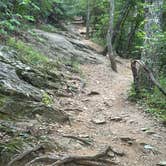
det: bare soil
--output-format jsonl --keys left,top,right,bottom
{"left": 41, "top": 28, "right": 166, "bottom": 166}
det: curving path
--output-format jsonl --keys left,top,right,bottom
{"left": 37, "top": 27, "right": 166, "bottom": 166}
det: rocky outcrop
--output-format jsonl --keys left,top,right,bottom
{"left": 0, "top": 26, "right": 102, "bottom": 123}
{"left": 25, "top": 29, "right": 104, "bottom": 64}
{"left": 0, "top": 46, "right": 68, "bottom": 122}
{"left": 0, "top": 25, "right": 104, "bottom": 123}
{"left": 0, "top": 27, "right": 105, "bottom": 165}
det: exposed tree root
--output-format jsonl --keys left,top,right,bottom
{"left": 23, "top": 146, "right": 124, "bottom": 166}
{"left": 50, "top": 146, "right": 124, "bottom": 166}
{"left": 74, "top": 160, "right": 118, "bottom": 166}
{"left": 7, "top": 145, "right": 44, "bottom": 166}
{"left": 25, "top": 155, "right": 58, "bottom": 166}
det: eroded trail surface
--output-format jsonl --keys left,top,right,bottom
{"left": 49, "top": 43, "right": 166, "bottom": 165}
{"left": 28, "top": 27, "right": 166, "bottom": 166}
{"left": 1, "top": 24, "right": 165, "bottom": 165}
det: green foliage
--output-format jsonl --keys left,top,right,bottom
{"left": 91, "top": 37, "right": 105, "bottom": 46}
{"left": 7, "top": 37, "right": 48, "bottom": 65}
{"left": 0, "top": 0, "right": 66, "bottom": 35}
{"left": 64, "top": 0, "right": 145, "bottom": 58}
{"left": 0, "top": 137, "right": 23, "bottom": 164}
{"left": 90, "top": 0, "right": 109, "bottom": 40}
{"left": 0, "top": 138, "right": 23, "bottom": 154}
{"left": 0, "top": 0, "right": 165, "bottom": 124}
{"left": 0, "top": 0, "right": 165, "bottom": 62}
{"left": 64, "top": 56, "right": 81, "bottom": 74}
{"left": 155, "top": 32, "right": 166, "bottom": 74}
{"left": 129, "top": 78, "right": 166, "bottom": 122}
{"left": 39, "top": 24, "right": 58, "bottom": 33}
{"left": 127, "top": 84, "right": 139, "bottom": 102}
{"left": 42, "top": 92, "right": 53, "bottom": 106}
{"left": 145, "top": 86, "right": 166, "bottom": 122}
{"left": 0, "top": 94, "right": 6, "bottom": 107}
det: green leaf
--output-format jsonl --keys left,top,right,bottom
{"left": 23, "top": 15, "right": 35, "bottom": 21}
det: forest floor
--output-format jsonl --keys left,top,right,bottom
{"left": 5, "top": 25, "right": 165, "bottom": 166}
{"left": 38, "top": 26, "right": 166, "bottom": 166}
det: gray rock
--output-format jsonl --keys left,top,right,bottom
{"left": 33, "top": 29, "right": 104, "bottom": 64}
{"left": 92, "top": 115, "right": 106, "bottom": 124}
{"left": 0, "top": 51, "right": 42, "bottom": 101}
{"left": 0, "top": 46, "right": 68, "bottom": 122}
{"left": 157, "top": 161, "right": 166, "bottom": 166}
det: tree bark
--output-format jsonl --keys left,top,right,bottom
{"left": 112, "top": 0, "right": 131, "bottom": 45}
{"left": 127, "top": 16, "right": 140, "bottom": 51}
{"left": 103, "top": 0, "right": 131, "bottom": 56}
{"left": 139, "top": 0, "right": 163, "bottom": 88}
{"left": 107, "top": 0, "right": 117, "bottom": 72}
{"left": 141, "top": 0, "right": 163, "bottom": 72}
{"left": 86, "top": 0, "right": 90, "bottom": 39}
{"left": 131, "top": 60, "right": 166, "bottom": 96}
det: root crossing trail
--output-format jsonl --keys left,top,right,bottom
{"left": 37, "top": 28, "right": 166, "bottom": 166}
{"left": 53, "top": 58, "right": 166, "bottom": 166}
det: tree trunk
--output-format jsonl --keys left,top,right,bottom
{"left": 107, "top": 0, "right": 117, "bottom": 72}
{"left": 126, "top": 16, "right": 140, "bottom": 52}
{"left": 112, "top": 0, "right": 131, "bottom": 45}
{"left": 103, "top": 0, "right": 131, "bottom": 56}
{"left": 131, "top": 60, "right": 166, "bottom": 96}
{"left": 142, "top": 0, "right": 163, "bottom": 72}
{"left": 86, "top": 0, "right": 90, "bottom": 39}
{"left": 135, "top": 0, "right": 164, "bottom": 91}
{"left": 140, "top": 0, "right": 163, "bottom": 88}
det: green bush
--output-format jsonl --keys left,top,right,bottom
{"left": 42, "top": 92, "right": 53, "bottom": 106}
{"left": 0, "top": 0, "right": 66, "bottom": 35}
{"left": 129, "top": 78, "right": 166, "bottom": 122}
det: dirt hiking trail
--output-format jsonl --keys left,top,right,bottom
{"left": 39, "top": 27, "right": 166, "bottom": 166}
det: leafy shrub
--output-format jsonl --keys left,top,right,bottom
{"left": 129, "top": 78, "right": 166, "bottom": 122}
{"left": 0, "top": 0, "right": 66, "bottom": 35}
{"left": 42, "top": 92, "right": 53, "bottom": 106}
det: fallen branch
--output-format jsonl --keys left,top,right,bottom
{"left": 7, "top": 145, "right": 44, "bottom": 166}
{"left": 51, "top": 146, "right": 124, "bottom": 166}
{"left": 131, "top": 60, "right": 166, "bottom": 96}
{"left": 62, "top": 135, "right": 92, "bottom": 146}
